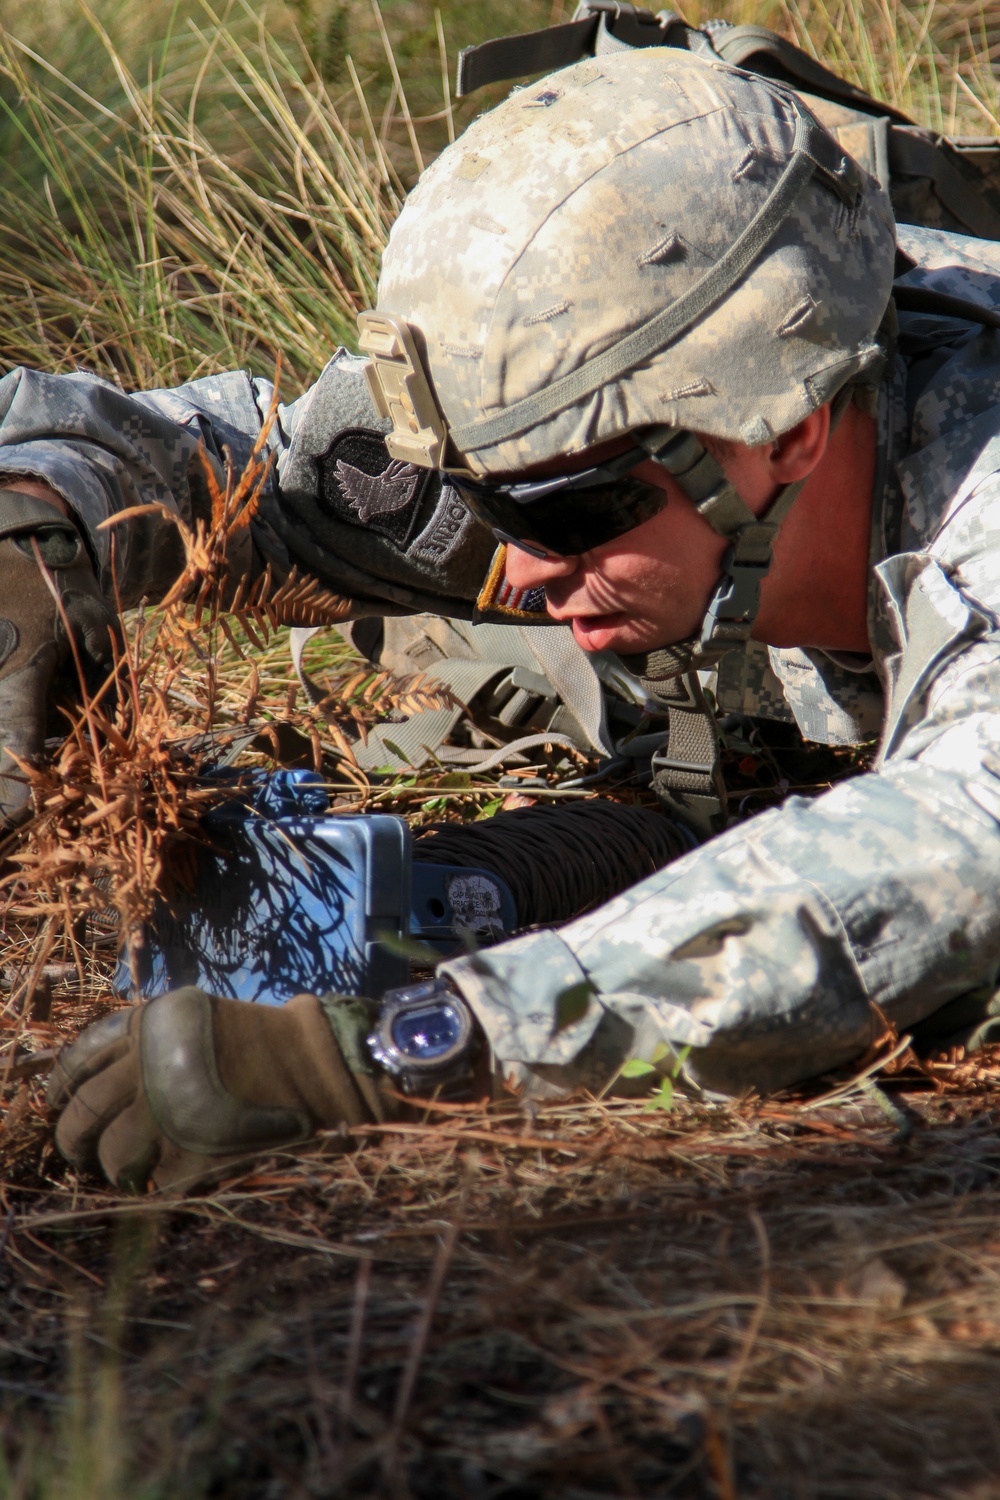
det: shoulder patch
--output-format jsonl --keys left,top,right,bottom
{"left": 315, "top": 428, "right": 430, "bottom": 546}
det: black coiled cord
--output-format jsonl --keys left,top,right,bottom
{"left": 413, "top": 800, "right": 693, "bottom": 928}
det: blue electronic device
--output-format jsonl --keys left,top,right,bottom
{"left": 118, "top": 771, "right": 518, "bottom": 1005}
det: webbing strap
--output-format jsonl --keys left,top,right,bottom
{"left": 449, "top": 114, "right": 840, "bottom": 454}
{"left": 643, "top": 428, "right": 751, "bottom": 532}
{"left": 645, "top": 671, "right": 727, "bottom": 835}
{"left": 710, "top": 24, "right": 915, "bottom": 125}
{"left": 456, "top": 6, "right": 688, "bottom": 96}
{"left": 696, "top": 378, "right": 854, "bottom": 651}
{"left": 698, "top": 477, "right": 806, "bottom": 651}
{"left": 456, "top": 15, "right": 600, "bottom": 97}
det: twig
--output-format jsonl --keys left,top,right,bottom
{"left": 725, "top": 1209, "right": 770, "bottom": 1399}
{"left": 382, "top": 1216, "right": 461, "bottom": 1491}
{"left": 0, "top": 1205, "right": 15, "bottom": 1273}
{"left": 340, "top": 1253, "right": 372, "bottom": 1453}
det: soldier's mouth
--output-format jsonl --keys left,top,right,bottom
{"left": 568, "top": 612, "right": 631, "bottom": 651}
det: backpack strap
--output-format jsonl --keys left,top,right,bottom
{"left": 457, "top": 13, "right": 600, "bottom": 97}
{"left": 889, "top": 129, "right": 1000, "bottom": 241}
{"left": 457, "top": 5, "right": 913, "bottom": 126}
{"left": 708, "top": 24, "right": 914, "bottom": 125}
{"left": 457, "top": 4, "right": 694, "bottom": 97}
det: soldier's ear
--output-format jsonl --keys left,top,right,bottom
{"left": 766, "top": 406, "right": 831, "bottom": 484}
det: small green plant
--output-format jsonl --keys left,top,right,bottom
{"left": 620, "top": 1042, "right": 693, "bottom": 1111}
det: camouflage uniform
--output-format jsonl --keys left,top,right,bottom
{"left": 441, "top": 225, "right": 1000, "bottom": 1098}
{"left": 7, "top": 230, "right": 1000, "bottom": 1099}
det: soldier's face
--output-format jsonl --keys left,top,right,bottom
{"left": 502, "top": 440, "right": 772, "bottom": 655}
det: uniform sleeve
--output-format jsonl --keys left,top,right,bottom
{"left": 442, "top": 477, "right": 1000, "bottom": 1100}
{"left": 0, "top": 365, "right": 226, "bottom": 604}
{"left": 0, "top": 353, "right": 494, "bottom": 614}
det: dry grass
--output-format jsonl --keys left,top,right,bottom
{"left": 4, "top": 1047, "right": 1000, "bottom": 1498}
{"left": 1, "top": 2, "right": 1000, "bottom": 1495}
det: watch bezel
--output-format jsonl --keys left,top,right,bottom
{"left": 367, "top": 981, "right": 476, "bottom": 1095}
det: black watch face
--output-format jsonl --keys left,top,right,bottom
{"left": 390, "top": 999, "right": 466, "bottom": 1062}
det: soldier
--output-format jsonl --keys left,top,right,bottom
{"left": 31, "top": 48, "right": 1000, "bottom": 1189}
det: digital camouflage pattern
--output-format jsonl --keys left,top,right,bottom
{"left": 376, "top": 49, "right": 896, "bottom": 474}
{"left": 442, "top": 252, "right": 1000, "bottom": 1097}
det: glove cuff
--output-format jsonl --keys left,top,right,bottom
{"left": 317, "top": 994, "right": 404, "bottom": 1122}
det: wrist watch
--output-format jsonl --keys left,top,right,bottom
{"left": 367, "top": 979, "right": 479, "bottom": 1096}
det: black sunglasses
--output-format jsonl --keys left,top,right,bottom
{"left": 447, "top": 444, "right": 668, "bottom": 559}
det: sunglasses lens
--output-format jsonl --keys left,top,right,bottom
{"left": 451, "top": 472, "right": 666, "bottom": 557}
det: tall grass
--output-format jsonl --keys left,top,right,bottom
{"left": 0, "top": 3, "right": 400, "bottom": 391}
{"left": 0, "top": 0, "right": 997, "bottom": 398}
{"left": 0, "top": 0, "right": 558, "bottom": 392}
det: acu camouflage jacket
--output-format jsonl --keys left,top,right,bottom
{"left": 444, "top": 224, "right": 1000, "bottom": 1097}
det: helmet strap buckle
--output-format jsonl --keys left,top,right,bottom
{"left": 700, "top": 544, "right": 771, "bottom": 645}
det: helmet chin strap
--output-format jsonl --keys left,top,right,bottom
{"left": 630, "top": 389, "right": 852, "bottom": 679}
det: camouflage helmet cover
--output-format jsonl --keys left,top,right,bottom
{"left": 376, "top": 49, "right": 896, "bottom": 475}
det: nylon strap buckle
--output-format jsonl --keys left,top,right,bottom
{"left": 701, "top": 546, "right": 771, "bottom": 642}
{"left": 650, "top": 749, "right": 718, "bottom": 779}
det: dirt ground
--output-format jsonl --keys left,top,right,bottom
{"left": 4, "top": 1040, "right": 1000, "bottom": 1499}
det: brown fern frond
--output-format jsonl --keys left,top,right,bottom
{"left": 232, "top": 566, "right": 355, "bottom": 642}
{"left": 3, "top": 359, "right": 391, "bottom": 971}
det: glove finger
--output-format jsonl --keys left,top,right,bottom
{"left": 151, "top": 1144, "right": 246, "bottom": 1196}
{"left": 54, "top": 1051, "right": 139, "bottom": 1173}
{"left": 96, "top": 1098, "right": 243, "bottom": 1196}
{"left": 47, "top": 1007, "right": 134, "bottom": 1109}
{"left": 95, "top": 1094, "right": 163, "bottom": 1194}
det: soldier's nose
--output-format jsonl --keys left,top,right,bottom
{"left": 504, "top": 542, "right": 579, "bottom": 588}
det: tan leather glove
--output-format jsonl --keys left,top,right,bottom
{"left": 47, "top": 988, "right": 390, "bottom": 1193}
{"left": 0, "top": 489, "right": 119, "bottom": 826}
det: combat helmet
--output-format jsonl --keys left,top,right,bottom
{"left": 360, "top": 47, "right": 896, "bottom": 665}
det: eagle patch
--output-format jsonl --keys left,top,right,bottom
{"left": 316, "top": 428, "right": 430, "bottom": 547}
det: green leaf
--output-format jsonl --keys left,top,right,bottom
{"left": 672, "top": 1043, "right": 693, "bottom": 1075}
{"left": 379, "top": 740, "right": 412, "bottom": 767}
{"left": 374, "top": 931, "right": 441, "bottom": 964}
{"left": 552, "top": 981, "right": 594, "bottom": 1035}
{"left": 620, "top": 1058, "right": 657, "bottom": 1079}
{"left": 644, "top": 1078, "right": 676, "bottom": 1113}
